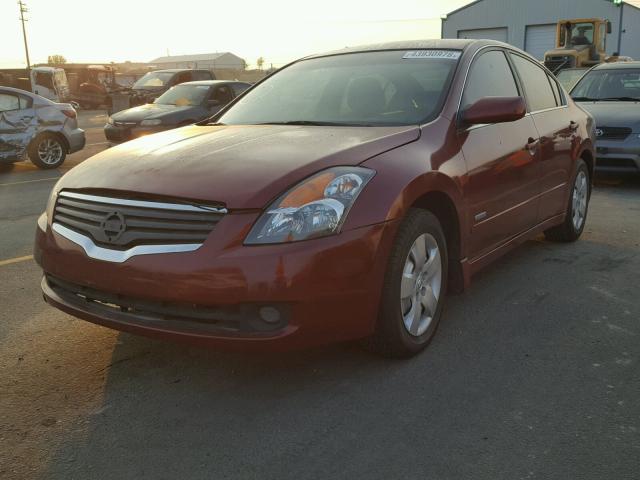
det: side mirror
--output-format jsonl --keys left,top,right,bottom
{"left": 461, "top": 96, "right": 526, "bottom": 126}
{"left": 607, "top": 21, "right": 612, "bottom": 34}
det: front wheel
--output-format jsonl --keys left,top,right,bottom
{"left": 544, "top": 159, "right": 590, "bottom": 242}
{"left": 28, "top": 133, "right": 67, "bottom": 169}
{"left": 365, "top": 209, "right": 448, "bottom": 357}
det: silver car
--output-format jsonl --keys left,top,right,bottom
{"left": 570, "top": 62, "right": 640, "bottom": 174}
{"left": 0, "top": 86, "right": 85, "bottom": 169}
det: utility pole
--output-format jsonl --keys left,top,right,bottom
{"left": 18, "top": 0, "right": 31, "bottom": 71}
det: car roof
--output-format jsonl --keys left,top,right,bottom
{"left": 592, "top": 61, "right": 640, "bottom": 70}
{"left": 306, "top": 39, "right": 501, "bottom": 59}
{"left": 0, "top": 85, "right": 34, "bottom": 96}
{"left": 178, "top": 80, "right": 251, "bottom": 87}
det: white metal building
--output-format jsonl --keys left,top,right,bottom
{"left": 442, "top": 0, "right": 640, "bottom": 60}
{"left": 148, "top": 52, "right": 246, "bottom": 70}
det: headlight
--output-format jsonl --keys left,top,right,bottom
{"left": 140, "top": 119, "right": 162, "bottom": 126}
{"left": 245, "top": 166, "right": 375, "bottom": 244}
{"left": 39, "top": 185, "right": 59, "bottom": 231}
{"left": 107, "top": 116, "right": 114, "bottom": 125}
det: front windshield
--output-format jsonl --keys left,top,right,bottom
{"left": 155, "top": 84, "right": 209, "bottom": 106}
{"left": 218, "top": 50, "right": 460, "bottom": 126}
{"left": 133, "top": 72, "right": 174, "bottom": 89}
{"left": 571, "top": 68, "right": 640, "bottom": 100}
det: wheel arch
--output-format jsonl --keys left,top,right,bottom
{"left": 410, "top": 187, "right": 465, "bottom": 294}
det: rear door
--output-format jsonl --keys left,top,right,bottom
{"left": 460, "top": 49, "right": 542, "bottom": 259}
{"left": 509, "top": 53, "right": 575, "bottom": 222}
{"left": 0, "top": 92, "right": 37, "bottom": 161}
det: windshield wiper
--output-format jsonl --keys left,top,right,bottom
{"left": 571, "top": 96, "right": 598, "bottom": 101}
{"left": 256, "top": 120, "right": 374, "bottom": 127}
{"left": 597, "top": 96, "right": 640, "bottom": 102}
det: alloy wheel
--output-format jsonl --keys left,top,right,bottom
{"left": 572, "top": 170, "right": 588, "bottom": 231}
{"left": 37, "top": 138, "right": 63, "bottom": 165}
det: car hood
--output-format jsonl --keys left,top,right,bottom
{"left": 111, "top": 104, "right": 197, "bottom": 123}
{"left": 576, "top": 101, "right": 640, "bottom": 131}
{"left": 56, "top": 124, "right": 420, "bottom": 209}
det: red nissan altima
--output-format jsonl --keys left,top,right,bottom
{"left": 35, "top": 39, "right": 595, "bottom": 356}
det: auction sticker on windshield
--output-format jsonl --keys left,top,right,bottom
{"left": 403, "top": 50, "right": 461, "bottom": 60}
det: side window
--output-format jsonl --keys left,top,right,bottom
{"left": 547, "top": 73, "right": 564, "bottom": 106}
{"left": 0, "top": 93, "right": 20, "bottom": 112}
{"left": 211, "top": 85, "right": 233, "bottom": 105}
{"left": 175, "top": 72, "right": 192, "bottom": 84}
{"left": 232, "top": 83, "right": 250, "bottom": 96}
{"left": 462, "top": 50, "right": 519, "bottom": 110}
{"left": 192, "top": 71, "right": 212, "bottom": 81}
{"left": 510, "top": 54, "right": 557, "bottom": 111}
{"left": 18, "top": 96, "right": 32, "bottom": 109}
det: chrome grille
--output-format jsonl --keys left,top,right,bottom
{"left": 52, "top": 191, "right": 226, "bottom": 250}
{"left": 596, "top": 126, "right": 632, "bottom": 141}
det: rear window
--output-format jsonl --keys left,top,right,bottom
{"left": 219, "top": 50, "right": 461, "bottom": 126}
{"left": 191, "top": 71, "right": 213, "bottom": 81}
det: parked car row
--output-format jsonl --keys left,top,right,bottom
{"left": 35, "top": 39, "right": 597, "bottom": 357}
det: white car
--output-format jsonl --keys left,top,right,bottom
{"left": 0, "top": 86, "right": 85, "bottom": 169}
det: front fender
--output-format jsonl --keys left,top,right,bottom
{"left": 343, "top": 125, "right": 468, "bottom": 252}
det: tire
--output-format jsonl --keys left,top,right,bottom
{"left": 365, "top": 208, "right": 449, "bottom": 358}
{"left": 28, "top": 133, "right": 67, "bottom": 169}
{"left": 544, "top": 159, "right": 590, "bottom": 242}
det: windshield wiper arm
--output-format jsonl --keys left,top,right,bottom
{"left": 597, "top": 96, "right": 640, "bottom": 102}
{"left": 571, "top": 96, "right": 597, "bottom": 101}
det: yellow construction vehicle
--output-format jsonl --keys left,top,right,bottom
{"left": 544, "top": 18, "right": 631, "bottom": 73}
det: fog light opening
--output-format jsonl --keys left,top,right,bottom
{"left": 259, "top": 306, "right": 281, "bottom": 324}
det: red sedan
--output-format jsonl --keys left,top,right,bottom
{"left": 34, "top": 39, "right": 595, "bottom": 356}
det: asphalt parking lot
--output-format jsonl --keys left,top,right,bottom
{"left": 1, "top": 113, "right": 639, "bottom": 479}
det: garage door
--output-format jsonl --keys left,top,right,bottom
{"left": 457, "top": 27, "right": 507, "bottom": 43}
{"left": 525, "top": 24, "right": 557, "bottom": 60}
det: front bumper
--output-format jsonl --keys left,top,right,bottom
{"left": 104, "top": 123, "right": 166, "bottom": 143}
{"left": 595, "top": 136, "right": 640, "bottom": 173}
{"left": 35, "top": 213, "right": 399, "bottom": 350}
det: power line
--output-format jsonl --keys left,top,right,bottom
{"left": 18, "top": 0, "right": 31, "bottom": 71}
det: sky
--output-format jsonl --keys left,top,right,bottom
{"left": 3, "top": 0, "right": 640, "bottom": 69}
{"left": 0, "top": 0, "right": 471, "bottom": 68}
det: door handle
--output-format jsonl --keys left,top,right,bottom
{"left": 569, "top": 121, "right": 579, "bottom": 131}
{"left": 526, "top": 137, "right": 540, "bottom": 153}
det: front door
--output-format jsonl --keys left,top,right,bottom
{"left": 460, "top": 49, "right": 542, "bottom": 259}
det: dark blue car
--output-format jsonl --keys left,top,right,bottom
{"left": 104, "top": 80, "right": 251, "bottom": 143}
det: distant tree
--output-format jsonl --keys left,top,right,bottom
{"left": 256, "top": 57, "right": 265, "bottom": 70}
{"left": 47, "top": 54, "right": 67, "bottom": 65}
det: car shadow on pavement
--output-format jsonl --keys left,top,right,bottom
{"left": 39, "top": 215, "right": 640, "bottom": 480}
